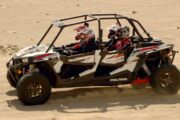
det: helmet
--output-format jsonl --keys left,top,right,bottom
{"left": 74, "top": 26, "right": 86, "bottom": 32}
{"left": 108, "top": 25, "right": 121, "bottom": 38}
{"left": 118, "top": 26, "right": 130, "bottom": 38}
{"left": 75, "top": 28, "right": 95, "bottom": 41}
{"left": 108, "top": 25, "right": 130, "bottom": 39}
{"left": 74, "top": 23, "right": 89, "bottom": 32}
{"left": 108, "top": 25, "right": 121, "bottom": 32}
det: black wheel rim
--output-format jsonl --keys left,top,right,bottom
{"left": 27, "top": 81, "right": 43, "bottom": 98}
{"left": 159, "top": 72, "right": 175, "bottom": 89}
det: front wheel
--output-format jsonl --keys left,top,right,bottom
{"left": 150, "top": 64, "right": 180, "bottom": 94}
{"left": 17, "top": 73, "right": 51, "bottom": 105}
{"left": 7, "top": 71, "right": 16, "bottom": 88}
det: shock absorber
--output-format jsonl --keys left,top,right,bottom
{"left": 29, "top": 64, "right": 39, "bottom": 73}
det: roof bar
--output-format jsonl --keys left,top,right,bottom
{"left": 37, "top": 24, "right": 53, "bottom": 46}
{"left": 91, "top": 14, "right": 117, "bottom": 16}
{"left": 87, "top": 14, "right": 99, "bottom": 20}
{"left": 65, "top": 18, "right": 97, "bottom": 27}
{"left": 46, "top": 27, "right": 64, "bottom": 53}
{"left": 59, "top": 14, "right": 86, "bottom": 21}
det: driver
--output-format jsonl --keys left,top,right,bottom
{"left": 105, "top": 25, "right": 131, "bottom": 51}
{"left": 63, "top": 25, "right": 97, "bottom": 55}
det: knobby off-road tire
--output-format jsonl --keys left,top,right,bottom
{"left": 150, "top": 64, "right": 180, "bottom": 94}
{"left": 7, "top": 71, "right": 16, "bottom": 88}
{"left": 17, "top": 73, "right": 51, "bottom": 105}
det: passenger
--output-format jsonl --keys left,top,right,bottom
{"left": 115, "top": 26, "right": 131, "bottom": 50}
{"left": 105, "top": 25, "right": 131, "bottom": 51}
{"left": 66, "top": 26, "right": 97, "bottom": 55}
{"left": 105, "top": 25, "right": 121, "bottom": 51}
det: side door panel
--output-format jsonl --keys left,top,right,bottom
{"left": 100, "top": 50, "right": 126, "bottom": 66}
{"left": 60, "top": 51, "right": 95, "bottom": 65}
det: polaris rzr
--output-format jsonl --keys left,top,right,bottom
{"left": 6, "top": 14, "right": 179, "bottom": 105}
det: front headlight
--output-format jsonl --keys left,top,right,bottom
{"left": 22, "top": 58, "right": 29, "bottom": 63}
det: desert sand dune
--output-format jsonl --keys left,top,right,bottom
{"left": 0, "top": 0, "right": 180, "bottom": 120}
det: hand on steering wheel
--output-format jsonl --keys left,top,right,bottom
{"left": 61, "top": 45, "right": 73, "bottom": 55}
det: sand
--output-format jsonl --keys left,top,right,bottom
{"left": 0, "top": 0, "right": 180, "bottom": 120}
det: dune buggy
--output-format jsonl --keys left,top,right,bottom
{"left": 6, "top": 14, "right": 179, "bottom": 105}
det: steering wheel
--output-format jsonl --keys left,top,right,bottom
{"left": 61, "top": 45, "right": 73, "bottom": 56}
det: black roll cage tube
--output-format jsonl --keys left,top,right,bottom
{"left": 36, "top": 14, "right": 152, "bottom": 53}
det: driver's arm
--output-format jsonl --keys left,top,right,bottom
{"left": 104, "top": 37, "right": 117, "bottom": 51}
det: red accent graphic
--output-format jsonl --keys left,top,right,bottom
{"left": 139, "top": 46, "right": 158, "bottom": 51}
{"left": 107, "top": 53, "right": 124, "bottom": 59}
{"left": 73, "top": 43, "right": 81, "bottom": 49}
{"left": 35, "top": 53, "right": 53, "bottom": 60}
{"left": 132, "top": 77, "right": 150, "bottom": 85}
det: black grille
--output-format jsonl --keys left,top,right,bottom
{"left": 13, "top": 58, "right": 22, "bottom": 64}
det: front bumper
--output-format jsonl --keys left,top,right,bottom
{"left": 6, "top": 57, "right": 26, "bottom": 85}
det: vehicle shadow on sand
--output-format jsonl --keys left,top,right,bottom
{"left": 6, "top": 86, "right": 180, "bottom": 113}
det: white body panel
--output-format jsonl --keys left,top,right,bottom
{"left": 67, "top": 55, "right": 95, "bottom": 63}
{"left": 15, "top": 45, "right": 56, "bottom": 58}
{"left": 101, "top": 53, "right": 125, "bottom": 64}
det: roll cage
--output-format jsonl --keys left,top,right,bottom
{"left": 36, "top": 14, "right": 153, "bottom": 53}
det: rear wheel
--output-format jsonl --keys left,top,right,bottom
{"left": 150, "top": 64, "right": 180, "bottom": 94}
{"left": 17, "top": 73, "right": 51, "bottom": 105}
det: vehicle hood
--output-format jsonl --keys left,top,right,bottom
{"left": 15, "top": 45, "right": 54, "bottom": 58}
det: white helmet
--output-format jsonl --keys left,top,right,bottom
{"left": 78, "top": 28, "right": 93, "bottom": 35}
{"left": 108, "top": 25, "right": 130, "bottom": 39}
{"left": 76, "top": 28, "right": 95, "bottom": 41}
{"left": 108, "top": 25, "right": 121, "bottom": 32}
{"left": 108, "top": 25, "right": 121, "bottom": 38}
